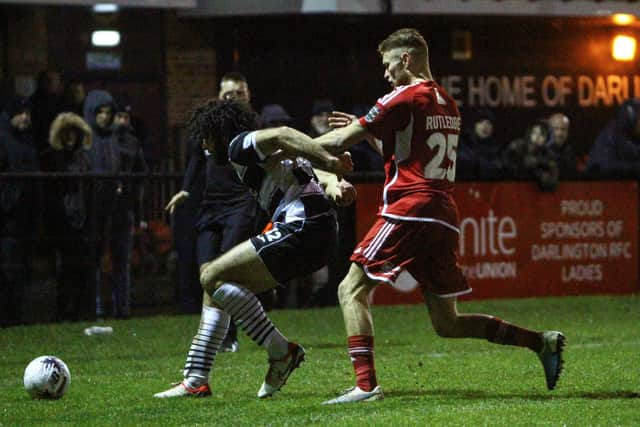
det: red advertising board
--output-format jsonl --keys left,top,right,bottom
{"left": 353, "top": 182, "right": 639, "bottom": 304}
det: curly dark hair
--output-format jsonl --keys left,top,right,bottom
{"left": 186, "top": 98, "right": 258, "bottom": 164}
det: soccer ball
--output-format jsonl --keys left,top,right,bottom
{"left": 23, "top": 356, "right": 71, "bottom": 399}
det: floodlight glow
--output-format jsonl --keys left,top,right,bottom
{"left": 93, "top": 4, "right": 119, "bottom": 13}
{"left": 91, "top": 30, "right": 121, "bottom": 47}
{"left": 612, "top": 14, "right": 635, "bottom": 26}
{"left": 612, "top": 35, "right": 636, "bottom": 61}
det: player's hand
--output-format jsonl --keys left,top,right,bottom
{"left": 165, "top": 190, "right": 190, "bottom": 215}
{"left": 328, "top": 111, "right": 357, "bottom": 129}
{"left": 330, "top": 152, "right": 353, "bottom": 177}
{"left": 334, "top": 179, "right": 357, "bottom": 207}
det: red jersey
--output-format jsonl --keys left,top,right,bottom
{"left": 358, "top": 80, "right": 461, "bottom": 231}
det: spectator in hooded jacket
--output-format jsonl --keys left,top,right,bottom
{"left": 84, "top": 89, "right": 124, "bottom": 318}
{"left": 457, "top": 108, "right": 505, "bottom": 181}
{"left": 40, "top": 112, "right": 95, "bottom": 321}
{"left": 0, "top": 96, "right": 39, "bottom": 326}
{"left": 587, "top": 98, "right": 640, "bottom": 180}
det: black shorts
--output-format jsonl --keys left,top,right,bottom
{"left": 250, "top": 212, "right": 337, "bottom": 284}
{"left": 196, "top": 210, "right": 256, "bottom": 266}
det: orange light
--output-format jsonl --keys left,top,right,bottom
{"left": 612, "top": 13, "right": 635, "bottom": 26}
{"left": 612, "top": 35, "right": 637, "bottom": 61}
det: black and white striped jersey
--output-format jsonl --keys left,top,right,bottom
{"left": 228, "top": 131, "right": 334, "bottom": 224}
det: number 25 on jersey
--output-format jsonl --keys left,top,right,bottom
{"left": 424, "top": 132, "right": 458, "bottom": 182}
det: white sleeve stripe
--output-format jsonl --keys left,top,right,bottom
{"left": 248, "top": 131, "right": 268, "bottom": 160}
{"left": 378, "top": 82, "right": 421, "bottom": 106}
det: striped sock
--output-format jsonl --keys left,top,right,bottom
{"left": 348, "top": 335, "right": 377, "bottom": 392}
{"left": 183, "top": 305, "right": 230, "bottom": 386}
{"left": 212, "top": 283, "right": 289, "bottom": 359}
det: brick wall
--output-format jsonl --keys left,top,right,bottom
{"left": 6, "top": 7, "right": 48, "bottom": 95}
{"left": 164, "top": 11, "right": 217, "bottom": 130}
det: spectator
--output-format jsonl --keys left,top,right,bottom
{"left": 457, "top": 108, "right": 505, "bottom": 181}
{"left": 0, "top": 96, "right": 39, "bottom": 326}
{"left": 30, "top": 69, "right": 65, "bottom": 152}
{"left": 586, "top": 98, "right": 640, "bottom": 179}
{"left": 116, "top": 94, "right": 154, "bottom": 171}
{"left": 503, "top": 120, "right": 559, "bottom": 191}
{"left": 63, "top": 80, "right": 86, "bottom": 117}
{"left": 308, "top": 99, "right": 333, "bottom": 137}
{"left": 83, "top": 89, "right": 119, "bottom": 319}
{"left": 260, "top": 104, "right": 293, "bottom": 128}
{"left": 40, "top": 112, "right": 95, "bottom": 321}
{"left": 84, "top": 90, "right": 117, "bottom": 174}
{"left": 547, "top": 113, "right": 578, "bottom": 180}
{"left": 107, "top": 97, "right": 149, "bottom": 319}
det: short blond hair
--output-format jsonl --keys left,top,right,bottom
{"left": 378, "top": 28, "right": 429, "bottom": 62}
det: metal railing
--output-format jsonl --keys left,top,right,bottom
{"left": 0, "top": 172, "right": 185, "bottom": 324}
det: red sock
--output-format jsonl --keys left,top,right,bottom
{"left": 348, "top": 335, "right": 377, "bottom": 392}
{"left": 485, "top": 317, "right": 543, "bottom": 352}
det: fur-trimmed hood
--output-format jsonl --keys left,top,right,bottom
{"left": 49, "top": 112, "right": 92, "bottom": 151}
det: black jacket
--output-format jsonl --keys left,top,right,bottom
{"left": 503, "top": 138, "right": 559, "bottom": 191}
{"left": 112, "top": 124, "right": 148, "bottom": 214}
{"left": 40, "top": 113, "right": 93, "bottom": 232}
{"left": 547, "top": 141, "right": 578, "bottom": 180}
{"left": 457, "top": 132, "right": 506, "bottom": 181}
{"left": 587, "top": 120, "right": 640, "bottom": 179}
{"left": 0, "top": 112, "right": 39, "bottom": 234}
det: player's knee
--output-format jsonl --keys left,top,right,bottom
{"left": 199, "top": 262, "right": 224, "bottom": 294}
{"left": 338, "top": 264, "right": 369, "bottom": 305}
{"left": 337, "top": 280, "right": 355, "bottom": 306}
{"left": 199, "top": 261, "right": 211, "bottom": 276}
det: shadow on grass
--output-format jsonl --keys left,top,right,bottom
{"left": 308, "top": 341, "right": 415, "bottom": 349}
{"left": 390, "top": 389, "right": 640, "bottom": 401}
{"left": 306, "top": 342, "right": 350, "bottom": 349}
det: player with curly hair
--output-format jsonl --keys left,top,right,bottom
{"left": 168, "top": 73, "right": 261, "bottom": 352}
{"left": 155, "top": 99, "right": 354, "bottom": 399}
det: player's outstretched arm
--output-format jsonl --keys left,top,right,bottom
{"left": 314, "top": 120, "right": 371, "bottom": 154}
{"left": 328, "top": 111, "right": 382, "bottom": 155}
{"left": 254, "top": 127, "right": 352, "bottom": 176}
{"left": 315, "top": 167, "right": 357, "bottom": 207}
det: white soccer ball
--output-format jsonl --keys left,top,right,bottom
{"left": 23, "top": 356, "right": 71, "bottom": 399}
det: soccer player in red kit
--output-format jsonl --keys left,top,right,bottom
{"left": 315, "top": 28, "right": 565, "bottom": 404}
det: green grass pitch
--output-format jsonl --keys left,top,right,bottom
{"left": 1, "top": 295, "right": 639, "bottom": 426}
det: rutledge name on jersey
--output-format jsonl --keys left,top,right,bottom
{"left": 425, "top": 115, "right": 461, "bottom": 132}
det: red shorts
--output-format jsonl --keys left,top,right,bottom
{"left": 350, "top": 217, "right": 471, "bottom": 298}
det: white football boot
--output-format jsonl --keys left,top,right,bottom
{"left": 322, "top": 385, "right": 384, "bottom": 404}
{"left": 257, "top": 342, "right": 305, "bottom": 398}
{"left": 154, "top": 381, "right": 212, "bottom": 398}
